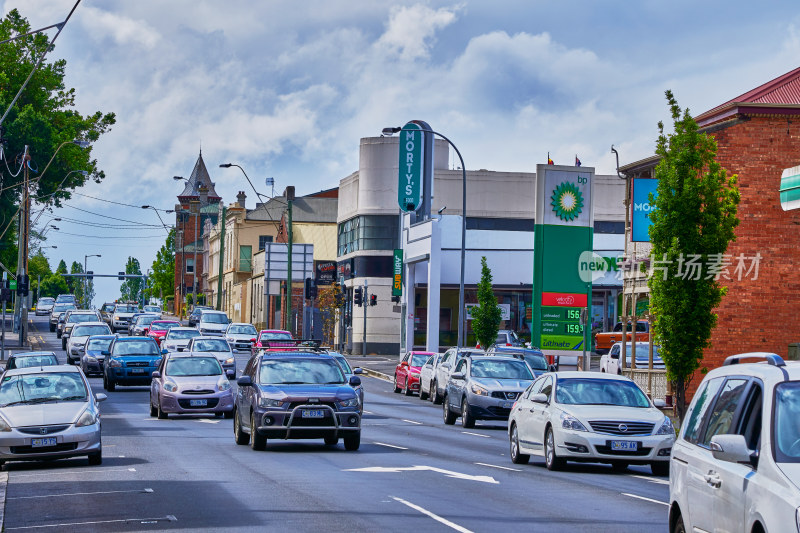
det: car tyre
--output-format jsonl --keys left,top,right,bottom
{"left": 403, "top": 379, "right": 413, "bottom": 396}
{"left": 671, "top": 513, "right": 686, "bottom": 533}
{"left": 149, "top": 395, "right": 158, "bottom": 417}
{"left": 419, "top": 384, "right": 429, "bottom": 401}
{"left": 157, "top": 400, "right": 168, "bottom": 419}
{"left": 105, "top": 377, "right": 116, "bottom": 392}
{"left": 49, "top": 324, "right": 55, "bottom": 332}
{"left": 443, "top": 395, "right": 457, "bottom": 425}
{"left": 545, "top": 427, "right": 565, "bottom": 471}
{"left": 509, "top": 424, "right": 529, "bottom": 464}
{"left": 343, "top": 432, "right": 360, "bottom": 451}
{"left": 324, "top": 435, "right": 338, "bottom": 446}
{"left": 233, "top": 408, "right": 250, "bottom": 445}
{"left": 431, "top": 381, "right": 442, "bottom": 404}
{"left": 393, "top": 375, "right": 401, "bottom": 393}
{"left": 250, "top": 412, "right": 266, "bottom": 450}
{"left": 461, "top": 398, "right": 475, "bottom": 429}
{"left": 651, "top": 461, "right": 669, "bottom": 477}
{"left": 87, "top": 449, "right": 102, "bottom": 466}
{"left": 57, "top": 330, "right": 62, "bottom": 338}
{"left": 61, "top": 338, "right": 66, "bottom": 350}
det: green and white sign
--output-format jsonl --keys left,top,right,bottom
{"left": 392, "top": 249, "right": 403, "bottom": 297}
{"left": 780, "top": 164, "right": 800, "bottom": 211}
{"left": 397, "top": 122, "right": 424, "bottom": 212}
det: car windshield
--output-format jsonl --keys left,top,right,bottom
{"left": 137, "top": 315, "right": 158, "bottom": 326}
{"left": 102, "top": 304, "right": 115, "bottom": 312}
{"left": 144, "top": 306, "right": 160, "bottom": 313}
{"left": 260, "top": 332, "right": 292, "bottom": 341}
{"left": 201, "top": 313, "right": 228, "bottom": 324}
{"left": 496, "top": 331, "right": 521, "bottom": 343}
{"left": 259, "top": 358, "right": 345, "bottom": 385}
{"left": 165, "top": 357, "right": 222, "bottom": 377}
{"left": 773, "top": 382, "right": 800, "bottom": 462}
{"left": 72, "top": 325, "right": 110, "bottom": 337}
{"left": 87, "top": 338, "right": 113, "bottom": 351}
{"left": 521, "top": 353, "right": 548, "bottom": 371}
{"left": 116, "top": 305, "right": 137, "bottom": 313}
{"left": 228, "top": 325, "right": 257, "bottom": 335}
{"left": 167, "top": 330, "right": 201, "bottom": 340}
{"left": 556, "top": 378, "right": 650, "bottom": 407}
{"left": 152, "top": 322, "right": 180, "bottom": 331}
{"left": 410, "top": 354, "right": 429, "bottom": 367}
{"left": 193, "top": 339, "right": 230, "bottom": 352}
{"left": 69, "top": 314, "right": 98, "bottom": 324}
{"left": 333, "top": 355, "right": 352, "bottom": 374}
{"left": 471, "top": 360, "right": 533, "bottom": 379}
{"left": 0, "top": 372, "right": 88, "bottom": 406}
{"left": 13, "top": 355, "right": 59, "bottom": 369}
{"left": 38, "top": 298, "right": 54, "bottom": 305}
{"left": 55, "top": 296, "right": 74, "bottom": 303}
{"left": 113, "top": 340, "right": 159, "bottom": 356}
{"left": 53, "top": 304, "right": 75, "bottom": 312}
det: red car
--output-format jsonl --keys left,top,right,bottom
{"left": 394, "top": 351, "right": 436, "bottom": 396}
{"left": 252, "top": 329, "right": 294, "bottom": 355}
{"left": 146, "top": 320, "right": 182, "bottom": 347}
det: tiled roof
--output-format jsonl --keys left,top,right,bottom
{"left": 178, "top": 152, "right": 222, "bottom": 201}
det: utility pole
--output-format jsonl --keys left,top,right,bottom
{"left": 216, "top": 205, "right": 226, "bottom": 310}
{"left": 14, "top": 146, "right": 30, "bottom": 346}
{"left": 362, "top": 280, "right": 368, "bottom": 356}
{"left": 284, "top": 188, "right": 294, "bottom": 332}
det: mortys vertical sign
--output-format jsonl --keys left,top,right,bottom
{"left": 397, "top": 122, "right": 423, "bottom": 212}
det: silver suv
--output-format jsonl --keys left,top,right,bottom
{"left": 442, "top": 355, "right": 535, "bottom": 428}
{"left": 429, "top": 347, "right": 482, "bottom": 404}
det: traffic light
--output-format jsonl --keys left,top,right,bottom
{"left": 118, "top": 272, "right": 125, "bottom": 281}
{"left": 16, "top": 274, "right": 29, "bottom": 296}
{"left": 369, "top": 294, "right": 377, "bottom": 306}
{"left": 309, "top": 285, "right": 318, "bottom": 299}
{"left": 304, "top": 277, "right": 313, "bottom": 299}
{"left": 86, "top": 271, "right": 94, "bottom": 280}
{"left": 353, "top": 287, "right": 363, "bottom": 307}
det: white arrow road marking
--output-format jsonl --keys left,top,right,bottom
{"left": 344, "top": 465, "right": 498, "bottom": 484}
{"left": 621, "top": 493, "right": 669, "bottom": 506}
{"left": 392, "top": 497, "right": 473, "bottom": 533}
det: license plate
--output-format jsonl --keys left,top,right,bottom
{"left": 189, "top": 399, "right": 207, "bottom": 407}
{"left": 610, "top": 440, "right": 638, "bottom": 451}
{"left": 31, "top": 437, "right": 57, "bottom": 448}
{"left": 129, "top": 368, "right": 146, "bottom": 374}
{"left": 501, "top": 401, "right": 513, "bottom": 409}
{"left": 301, "top": 409, "right": 325, "bottom": 418}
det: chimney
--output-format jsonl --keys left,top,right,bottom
{"left": 236, "top": 190, "right": 246, "bottom": 208}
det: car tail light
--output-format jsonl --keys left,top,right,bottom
{"left": 250, "top": 338, "right": 256, "bottom": 342}
{"left": 506, "top": 343, "right": 512, "bottom": 346}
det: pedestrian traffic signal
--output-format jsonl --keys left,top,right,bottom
{"left": 353, "top": 287, "right": 363, "bottom": 307}
{"left": 370, "top": 294, "right": 377, "bottom": 306}
{"left": 16, "top": 274, "right": 29, "bottom": 296}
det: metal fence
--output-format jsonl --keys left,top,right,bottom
{"left": 623, "top": 368, "right": 668, "bottom": 400}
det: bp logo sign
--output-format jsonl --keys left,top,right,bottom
{"left": 550, "top": 182, "right": 584, "bottom": 221}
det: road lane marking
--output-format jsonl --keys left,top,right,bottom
{"left": 402, "top": 419, "right": 422, "bottom": 425}
{"left": 373, "top": 442, "right": 408, "bottom": 450}
{"left": 629, "top": 474, "right": 669, "bottom": 485}
{"left": 621, "top": 493, "right": 669, "bottom": 506}
{"left": 461, "top": 431, "right": 490, "bottom": 438}
{"left": 362, "top": 410, "right": 374, "bottom": 414}
{"left": 10, "top": 468, "right": 135, "bottom": 478}
{"left": 346, "top": 465, "right": 498, "bottom": 484}
{"left": 0, "top": 471, "right": 7, "bottom": 533}
{"left": 474, "top": 462, "right": 521, "bottom": 472}
{"left": 196, "top": 419, "right": 221, "bottom": 424}
{"left": 5, "top": 515, "right": 177, "bottom": 530}
{"left": 9, "top": 488, "right": 153, "bottom": 500}
{"left": 392, "top": 497, "right": 473, "bottom": 533}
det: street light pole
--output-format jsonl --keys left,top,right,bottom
{"left": 382, "top": 126, "right": 467, "bottom": 348}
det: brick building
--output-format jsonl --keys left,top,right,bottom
{"left": 620, "top": 66, "right": 800, "bottom": 389}
{"left": 173, "top": 152, "right": 221, "bottom": 314}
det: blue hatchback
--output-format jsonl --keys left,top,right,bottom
{"left": 103, "top": 336, "right": 162, "bottom": 391}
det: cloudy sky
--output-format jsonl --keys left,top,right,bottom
{"left": 5, "top": 0, "right": 800, "bottom": 305}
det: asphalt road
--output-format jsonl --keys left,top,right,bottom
{"left": 1, "top": 316, "right": 670, "bottom": 532}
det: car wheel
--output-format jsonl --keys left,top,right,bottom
{"left": 324, "top": 435, "right": 338, "bottom": 446}
{"left": 431, "top": 381, "right": 442, "bottom": 404}
{"left": 223, "top": 409, "right": 234, "bottom": 419}
{"left": 651, "top": 461, "right": 669, "bottom": 477}
{"left": 233, "top": 408, "right": 249, "bottom": 445}
{"left": 443, "top": 395, "right": 457, "bottom": 425}
{"left": 149, "top": 395, "right": 157, "bottom": 417}
{"left": 157, "top": 399, "right": 168, "bottom": 419}
{"left": 61, "top": 338, "right": 66, "bottom": 350}
{"left": 250, "top": 412, "right": 266, "bottom": 450}
{"left": 57, "top": 330, "right": 62, "bottom": 338}
{"left": 49, "top": 324, "right": 55, "bottom": 332}
{"left": 545, "top": 427, "right": 565, "bottom": 471}
{"left": 461, "top": 398, "right": 475, "bottom": 429}
{"left": 106, "top": 377, "right": 116, "bottom": 392}
{"left": 393, "top": 375, "right": 401, "bottom": 393}
{"left": 403, "top": 379, "right": 413, "bottom": 396}
{"left": 419, "top": 383, "right": 429, "bottom": 401}
{"left": 87, "top": 449, "right": 102, "bottom": 466}
{"left": 671, "top": 513, "right": 686, "bottom": 533}
{"left": 343, "top": 432, "right": 360, "bottom": 451}
{"left": 510, "top": 423, "right": 529, "bottom": 464}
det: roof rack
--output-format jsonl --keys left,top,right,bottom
{"left": 722, "top": 352, "right": 786, "bottom": 367}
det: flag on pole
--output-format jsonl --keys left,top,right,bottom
{"left": 575, "top": 155, "right": 581, "bottom": 167}
{"left": 547, "top": 152, "right": 554, "bottom": 165}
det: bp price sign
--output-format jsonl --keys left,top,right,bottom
{"left": 397, "top": 122, "right": 424, "bottom": 212}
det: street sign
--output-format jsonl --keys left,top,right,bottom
{"left": 8, "top": 280, "right": 15, "bottom": 291}
{"left": 392, "top": 249, "right": 403, "bottom": 297}
{"left": 397, "top": 121, "right": 424, "bottom": 212}
{"left": 632, "top": 178, "right": 658, "bottom": 242}
{"left": 780, "top": 165, "right": 800, "bottom": 211}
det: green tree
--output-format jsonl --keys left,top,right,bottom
{"left": 70, "top": 261, "right": 84, "bottom": 306}
{"left": 471, "top": 256, "right": 502, "bottom": 351}
{"left": 38, "top": 273, "right": 67, "bottom": 298}
{"left": 55, "top": 259, "right": 67, "bottom": 274}
{"left": 0, "top": 9, "right": 115, "bottom": 271}
{"left": 148, "top": 228, "right": 175, "bottom": 305}
{"left": 648, "top": 91, "right": 740, "bottom": 422}
{"left": 28, "top": 250, "right": 51, "bottom": 297}
{"left": 120, "top": 257, "right": 142, "bottom": 302}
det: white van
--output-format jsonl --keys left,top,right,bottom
{"left": 197, "top": 310, "right": 230, "bottom": 336}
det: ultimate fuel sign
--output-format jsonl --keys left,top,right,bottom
{"left": 532, "top": 164, "right": 594, "bottom": 358}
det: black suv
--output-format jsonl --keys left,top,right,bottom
{"left": 233, "top": 352, "right": 362, "bottom": 451}
{"left": 188, "top": 306, "right": 213, "bottom": 327}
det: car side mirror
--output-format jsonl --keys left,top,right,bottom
{"left": 161, "top": 349, "right": 168, "bottom": 355}
{"left": 353, "top": 368, "right": 364, "bottom": 375}
{"left": 226, "top": 369, "right": 236, "bottom": 379}
{"left": 531, "top": 393, "right": 549, "bottom": 404}
{"left": 400, "top": 361, "right": 409, "bottom": 367}
{"left": 95, "top": 393, "right": 107, "bottom": 402}
{"left": 451, "top": 372, "right": 465, "bottom": 380}
{"left": 349, "top": 376, "right": 361, "bottom": 387}
{"left": 237, "top": 376, "right": 253, "bottom": 387}
{"left": 151, "top": 371, "right": 161, "bottom": 379}
{"left": 101, "top": 350, "right": 110, "bottom": 356}
{"left": 653, "top": 398, "right": 667, "bottom": 409}
{"left": 548, "top": 364, "right": 557, "bottom": 373}
{"left": 710, "top": 434, "right": 752, "bottom": 465}
{"left": 177, "top": 347, "right": 184, "bottom": 352}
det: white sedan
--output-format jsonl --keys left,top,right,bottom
{"left": 418, "top": 353, "right": 442, "bottom": 401}
{"left": 508, "top": 371, "right": 674, "bottom": 475}
{"left": 600, "top": 341, "right": 665, "bottom": 375}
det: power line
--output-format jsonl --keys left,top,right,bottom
{"left": 70, "top": 191, "right": 171, "bottom": 211}
{"left": 55, "top": 230, "right": 166, "bottom": 239}
{"left": 63, "top": 204, "right": 162, "bottom": 227}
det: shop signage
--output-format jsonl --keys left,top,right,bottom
{"left": 632, "top": 178, "right": 658, "bottom": 242}
{"left": 314, "top": 261, "right": 337, "bottom": 286}
{"left": 337, "top": 258, "right": 353, "bottom": 280}
{"left": 397, "top": 121, "right": 424, "bottom": 212}
{"left": 465, "top": 303, "right": 510, "bottom": 321}
{"left": 392, "top": 249, "right": 403, "bottom": 297}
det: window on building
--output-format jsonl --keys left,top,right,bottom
{"left": 186, "top": 258, "right": 195, "bottom": 274}
{"left": 337, "top": 215, "right": 398, "bottom": 256}
{"left": 259, "top": 235, "right": 273, "bottom": 250}
{"left": 239, "top": 245, "right": 252, "bottom": 272}
{"left": 594, "top": 221, "right": 625, "bottom": 234}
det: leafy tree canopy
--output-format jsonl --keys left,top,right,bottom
{"left": 120, "top": 256, "right": 142, "bottom": 302}
{"left": 472, "top": 256, "right": 502, "bottom": 351}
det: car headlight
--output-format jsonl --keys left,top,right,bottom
{"left": 224, "top": 357, "right": 235, "bottom": 365}
{"left": 86, "top": 356, "right": 98, "bottom": 363}
{"left": 655, "top": 416, "right": 675, "bottom": 435}
{"left": 259, "top": 397, "right": 283, "bottom": 408}
{"left": 561, "top": 412, "right": 588, "bottom": 431}
{"left": 114, "top": 315, "right": 120, "bottom": 321}
{"left": 470, "top": 383, "right": 489, "bottom": 396}
{"left": 75, "top": 410, "right": 98, "bottom": 427}
{"left": 163, "top": 380, "right": 178, "bottom": 392}
{"left": 0, "top": 417, "right": 12, "bottom": 432}
{"left": 108, "top": 359, "right": 122, "bottom": 368}
{"left": 217, "top": 378, "right": 231, "bottom": 391}
{"left": 339, "top": 397, "right": 360, "bottom": 408}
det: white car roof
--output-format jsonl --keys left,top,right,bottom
{"left": 4, "top": 364, "right": 81, "bottom": 377}
{"left": 227, "top": 322, "right": 254, "bottom": 328}
{"left": 192, "top": 336, "right": 230, "bottom": 343}
{"left": 169, "top": 327, "right": 200, "bottom": 332}
{"left": 72, "top": 322, "right": 108, "bottom": 328}
{"left": 704, "top": 353, "right": 800, "bottom": 384}
{"left": 553, "top": 371, "right": 635, "bottom": 381}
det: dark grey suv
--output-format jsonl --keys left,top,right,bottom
{"left": 233, "top": 352, "right": 362, "bottom": 451}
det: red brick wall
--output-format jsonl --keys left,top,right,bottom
{"left": 693, "top": 114, "right": 800, "bottom": 391}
